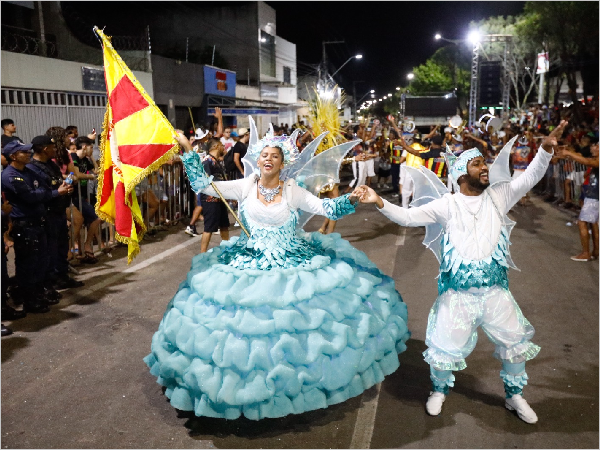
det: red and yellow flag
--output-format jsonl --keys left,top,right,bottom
{"left": 94, "top": 27, "right": 178, "bottom": 263}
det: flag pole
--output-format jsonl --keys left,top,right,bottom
{"left": 188, "top": 107, "right": 196, "bottom": 131}
{"left": 210, "top": 182, "right": 250, "bottom": 237}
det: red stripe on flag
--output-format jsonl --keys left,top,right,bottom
{"left": 109, "top": 76, "right": 150, "bottom": 123}
{"left": 118, "top": 144, "right": 175, "bottom": 168}
{"left": 114, "top": 181, "right": 133, "bottom": 238}
{"left": 99, "top": 166, "right": 114, "bottom": 206}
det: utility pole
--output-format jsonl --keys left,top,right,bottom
{"left": 321, "top": 40, "right": 344, "bottom": 85}
{"left": 353, "top": 80, "right": 364, "bottom": 122}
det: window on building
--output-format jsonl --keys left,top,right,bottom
{"left": 283, "top": 66, "right": 291, "bottom": 85}
{"left": 260, "top": 30, "right": 275, "bottom": 77}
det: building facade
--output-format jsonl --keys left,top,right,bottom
{"left": 1, "top": 1, "right": 301, "bottom": 139}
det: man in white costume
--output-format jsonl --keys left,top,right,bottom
{"left": 355, "top": 120, "right": 568, "bottom": 424}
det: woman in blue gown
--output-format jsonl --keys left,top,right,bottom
{"left": 144, "top": 126, "right": 410, "bottom": 420}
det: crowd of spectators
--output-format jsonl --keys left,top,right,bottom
{"left": 3, "top": 101, "right": 597, "bottom": 336}
{"left": 0, "top": 117, "right": 180, "bottom": 336}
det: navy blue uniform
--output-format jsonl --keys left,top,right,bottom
{"left": 1, "top": 208, "right": 9, "bottom": 309}
{"left": 1, "top": 165, "right": 52, "bottom": 308}
{"left": 28, "top": 160, "right": 71, "bottom": 282}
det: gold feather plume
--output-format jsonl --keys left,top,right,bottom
{"left": 308, "top": 84, "right": 346, "bottom": 155}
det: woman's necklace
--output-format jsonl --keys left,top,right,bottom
{"left": 258, "top": 183, "right": 281, "bottom": 202}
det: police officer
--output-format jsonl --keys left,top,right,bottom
{"left": 27, "top": 135, "right": 82, "bottom": 299}
{"left": 2, "top": 198, "right": 25, "bottom": 336}
{"left": 1, "top": 140, "right": 72, "bottom": 313}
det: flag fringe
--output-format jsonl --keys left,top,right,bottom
{"left": 95, "top": 101, "right": 146, "bottom": 264}
{"left": 94, "top": 107, "right": 111, "bottom": 221}
{"left": 123, "top": 140, "right": 180, "bottom": 202}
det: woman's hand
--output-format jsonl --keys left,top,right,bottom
{"left": 174, "top": 131, "right": 193, "bottom": 152}
{"left": 352, "top": 186, "right": 384, "bottom": 208}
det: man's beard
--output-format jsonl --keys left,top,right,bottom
{"left": 464, "top": 173, "right": 489, "bottom": 193}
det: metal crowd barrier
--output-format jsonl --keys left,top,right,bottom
{"left": 539, "top": 159, "right": 588, "bottom": 205}
{"left": 69, "top": 156, "right": 194, "bottom": 263}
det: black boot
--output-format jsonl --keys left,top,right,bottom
{"left": 23, "top": 286, "right": 50, "bottom": 314}
{"left": 1, "top": 324, "right": 13, "bottom": 337}
{"left": 55, "top": 274, "right": 84, "bottom": 290}
{"left": 1, "top": 304, "right": 27, "bottom": 321}
{"left": 43, "top": 281, "right": 62, "bottom": 305}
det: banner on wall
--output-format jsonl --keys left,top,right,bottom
{"left": 536, "top": 52, "right": 549, "bottom": 74}
{"left": 203, "top": 66, "right": 236, "bottom": 97}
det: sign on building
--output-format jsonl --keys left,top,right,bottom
{"left": 260, "top": 84, "right": 278, "bottom": 100}
{"left": 203, "top": 66, "right": 236, "bottom": 97}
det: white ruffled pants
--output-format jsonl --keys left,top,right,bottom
{"left": 423, "top": 286, "right": 540, "bottom": 371}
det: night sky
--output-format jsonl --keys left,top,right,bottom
{"left": 267, "top": 1, "right": 526, "bottom": 96}
{"left": 63, "top": 1, "right": 526, "bottom": 98}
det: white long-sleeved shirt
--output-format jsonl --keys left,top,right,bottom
{"left": 199, "top": 175, "right": 344, "bottom": 220}
{"left": 377, "top": 148, "right": 553, "bottom": 261}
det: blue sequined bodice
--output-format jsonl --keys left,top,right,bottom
{"left": 437, "top": 228, "right": 510, "bottom": 295}
{"left": 219, "top": 198, "right": 328, "bottom": 270}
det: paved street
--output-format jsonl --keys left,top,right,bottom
{"left": 1, "top": 192, "right": 598, "bottom": 449}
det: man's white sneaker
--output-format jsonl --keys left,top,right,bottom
{"left": 505, "top": 394, "right": 538, "bottom": 424}
{"left": 426, "top": 392, "right": 446, "bottom": 416}
{"left": 185, "top": 226, "right": 198, "bottom": 237}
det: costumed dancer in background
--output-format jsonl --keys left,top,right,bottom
{"left": 305, "top": 84, "right": 352, "bottom": 235}
{"left": 144, "top": 117, "right": 410, "bottom": 420}
{"left": 355, "top": 120, "right": 568, "bottom": 424}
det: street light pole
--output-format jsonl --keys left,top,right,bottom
{"left": 330, "top": 54, "right": 363, "bottom": 79}
{"left": 321, "top": 40, "right": 345, "bottom": 84}
{"left": 353, "top": 80, "right": 365, "bottom": 122}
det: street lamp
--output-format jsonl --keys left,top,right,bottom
{"left": 407, "top": 73, "right": 414, "bottom": 80}
{"left": 357, "top": 90, "right": 375, "bottom": 104}
{"left": 468, "top": 30, "right": 481, "bottom": 45}
{"left": 435, "top": 33, "right": 462, "bottom": 46}
{"left": 330, "top": 54, "right": 363, "bottom": 78}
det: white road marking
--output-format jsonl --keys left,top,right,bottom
{"left": 350, "top": 224, "right": 404, "bottom": 449}
{"left": 123, "top": 238, "right": 199, "bottom": 273}
{"left": 75, "top": 238, "right": 200, "bottom": 297}
{"left": 349, "top": 383, "right": 382, "bottom": 449}
{"left": 395, "top": 227, "right": 407, "bottom": 246}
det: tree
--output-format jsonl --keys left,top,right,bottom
{"left": 405, "top": 49, "right": 470, "bottom": 113}
{"left": 518, "top": 1, "right": 599, "bottom": 123}
{"left": 470, "top": 15, "right": 558, "bottom": 115}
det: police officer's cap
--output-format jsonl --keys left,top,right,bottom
{"left": 2, "top": 140, "right": 32, "bottom": 156}
{"left": 31, "top": 135, "right": 55, "bottom": 147}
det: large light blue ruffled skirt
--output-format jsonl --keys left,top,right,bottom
{"left": 144, "top": 231, "right": 410, "bottom": 420}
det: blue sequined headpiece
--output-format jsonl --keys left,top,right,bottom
{"left": 247, "top": 129, "right": 300, "bottom": 166}
{"left": 444, "top": 146, "right": 483, "bottom": 181}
